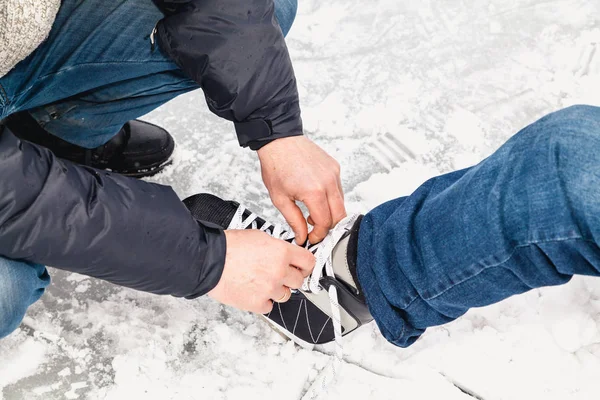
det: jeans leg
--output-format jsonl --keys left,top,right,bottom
{"left": 357, "top": 105, "right": 600, "bottom": 347}
{"left": 0, "top": 0, "right": 198, "bottom": 148}
{"left": 0, "top": 258, "right": 50, "bottom": 339}
{"left": 0, "top": 0, "right": 299, "bottom": 149}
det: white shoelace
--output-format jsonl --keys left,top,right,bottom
{"left": 227, "top": 205, "right": 360, "bottom": 398}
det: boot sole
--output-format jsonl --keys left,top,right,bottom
{"left": 116, "top": 157, "right": 173, "bottom": 178}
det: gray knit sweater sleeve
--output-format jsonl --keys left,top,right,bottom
{"left": 0, "top": 0, "right": 60, "bottom": 78}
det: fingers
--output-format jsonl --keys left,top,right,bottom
{"left": 327, "top": 186, "right": 347, "bottom": 226}
{"left": 273, "top": 196, "right": 308, "bottom": 244}
{"left": 305, "top": 163, "right": 346, "bottom": 243}
{"left": 337, "top": 172, "right": 345, "bottom": 202}
{"left": 307, "top": 187, "right": 346, "bottom": 241}
{"left": 335, "top": 164, "right": 346, "bottom": 210}
{"left": 326, "top": 160, "right": 346, "bottom": 227}
{"left": 283, "top": 264, "right": 305, "bottom": 289}
{"left": 286, "top": 243, "right": 315, "bottom": 277}
{"left": 305, "top": 194, "right": 333, "bottom": 244}
{"left": 213, "top": 229, "right": 311, "bottom": 316}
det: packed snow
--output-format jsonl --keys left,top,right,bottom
{"left": 1, "top": 0, "right": 600, "bottom": 398}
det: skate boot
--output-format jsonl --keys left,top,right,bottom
{"left": 183, "top": 193, "right": 373, "bottom": 348}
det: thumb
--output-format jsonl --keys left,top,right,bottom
{"left": 273, "top": 196, "right": 308, "bottom": 244}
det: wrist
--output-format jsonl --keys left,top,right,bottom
{"left": 254, "top": 132, "right": 304, "bottom": 154}
{"left": 256, "top": 134, "right": 305, "bottom": 157}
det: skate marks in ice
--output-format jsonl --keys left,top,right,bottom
{"left": 294, "top": 0, "right": 600, "bottom": 193}
{"left": 340, "top": 127, "right": 429, "bottom": 193}
{"left": 363, "top": 131, "right": 417, "bottom": 172}
{"left": 573, "top": 39, "right": 597, "bottom": 78}
{"left": 341, "top": 108, "right": 497, "bottom": 212}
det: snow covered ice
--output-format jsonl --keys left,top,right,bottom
{"left": 1, "top": 0, "right": 600, "bottom": 398}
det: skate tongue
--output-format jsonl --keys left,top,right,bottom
{"left": 183, "top": 193, "right": 239, "bottom": 228}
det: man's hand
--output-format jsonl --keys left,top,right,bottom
{"left": 257, "top": 136, "right": 346, "bottom": 244}
{"left": 208, "top": 230, "right": 316, "bottom": 314}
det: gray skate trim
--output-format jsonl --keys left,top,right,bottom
{"left": 332, "top": 233, "right": 358, "bottom": 291}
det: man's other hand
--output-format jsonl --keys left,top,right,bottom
{"left": 208, "top": 230, "right": 315, "bottom": 314}
{"left": 257, "top": 136, "right": 346, "bottom": 244}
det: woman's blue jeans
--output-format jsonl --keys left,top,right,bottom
{"left": 0, "top": 0, "right": 297, "bottom": 339}
{"left": 358, "top": 105, "right": 600, "bottom": 348}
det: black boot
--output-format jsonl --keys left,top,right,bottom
{"left": 5, "top": 111, "right": 175, "bottom": 178}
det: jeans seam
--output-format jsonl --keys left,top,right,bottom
{"left": 402, "top": 294, "right": 420, "bottom": 309}
{"left": 423, "top": 235, "right": 595, "bottom": 302}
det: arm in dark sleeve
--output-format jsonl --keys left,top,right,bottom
{"left": 153, "top": 0, "right": 303, "bottom": 150}
{"left": 0, "top": 125, "right": 224, "bottom": 299}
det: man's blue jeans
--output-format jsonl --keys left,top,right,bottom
{"left": 358, "top": 105, "right": 600, "bottom": 348}
{"left": 0, "top": 0, "right": 297, "bottom": 338}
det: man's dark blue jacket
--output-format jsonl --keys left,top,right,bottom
{"left": 0, "top": 0, "right": 302, "bottom": 298}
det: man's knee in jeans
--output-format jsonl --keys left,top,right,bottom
{"left": 0, "top": 258, "right": 50, "bottom": 339}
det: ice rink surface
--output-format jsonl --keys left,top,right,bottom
{"left": 1, "top": 0, "right": 600, "bottom": 398}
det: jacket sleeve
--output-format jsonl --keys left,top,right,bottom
{"left": 152, "top": 0, "right": 303, "bottom": 150}
{"left": 0, "top": 125, "right": 225, "bottom": 299}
